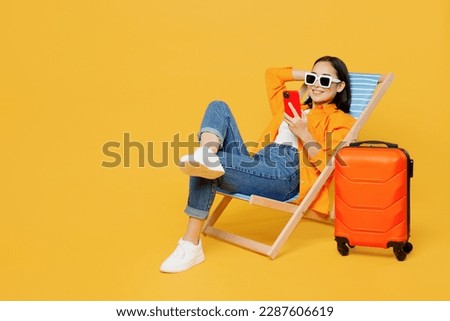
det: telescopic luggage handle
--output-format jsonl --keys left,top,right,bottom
{"left": 349, "top": 140, "right": 398, "bottom": 148}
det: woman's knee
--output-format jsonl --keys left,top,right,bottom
{"left": 207, "top": 100, "right": 231, "bottom": 114}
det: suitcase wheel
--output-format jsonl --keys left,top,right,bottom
{"left": 402, "top": 242, "right": 413, "bottom": 254}
{"left": 391, "top": 242, "right": 413, "bottom": 261}
{"left": 335, "top": 237, "right": 350, "bottom": 256}
{"left": 394, "top": 247, "right": 407, "bottom": 261}
{"left": 336, "top": 238, "right": 414, "bottom": 261}
{"left": 337, "top": 243, "right": 349, "bottom": 256}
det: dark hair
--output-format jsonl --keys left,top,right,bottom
{"left": 305, "top": 56, "right": 351, "bottom": 113}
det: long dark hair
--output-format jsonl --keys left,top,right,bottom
{"left": 304, "top": 56, "right": 351, "bottom": 113}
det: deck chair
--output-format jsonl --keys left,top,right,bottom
{"left": 202, "top": 72, "right": 394, "bottom": 259}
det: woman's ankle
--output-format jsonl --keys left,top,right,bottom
{"left": 200, "top": 133, "right": 220, "bottom": 153}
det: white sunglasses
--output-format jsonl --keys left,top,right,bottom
{"left": 304, "top": 72, "right": 341, "bottom": 89}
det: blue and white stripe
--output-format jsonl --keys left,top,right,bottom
{"left": 349, "top": 73, "right": 381, "bottom": 118}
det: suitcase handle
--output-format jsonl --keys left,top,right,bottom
{"left": 349, "top": 140, "right": 398, "bottom": 148}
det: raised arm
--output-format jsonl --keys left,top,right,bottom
{"left": 292, "top": 69, "right": 306, "bottom": 81}
{"left": 264, "top": 67, "right": 295, "bottom": 116}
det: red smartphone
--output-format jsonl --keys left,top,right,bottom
{"left": 283, "top": 90, "right": 302, "bottom": 117}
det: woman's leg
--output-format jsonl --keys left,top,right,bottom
{"left": 199, "top": 100, "right": 250, "bottom": 158}
{"left": 200, "top": 132, "right": 220, "bottom": 153}
{"left": 183, "top": 101, "right": 250, "bottom": 220}
{"left": 179, "top": 100, "right": 249, "bottom": 179}
{"left": 161, "top": 101, "right": 299, "bottom": 273}
{"left": 183, "top": 217, "right": 203, "bottom": 245}
{"left": 218, "top": 143, "right": 299, "bottom": 200}
{"left": 161, "top": 101, "right": 248, "bottom": 273}
{"left": 182, "top": 102, "right": 300, "bottom": 237}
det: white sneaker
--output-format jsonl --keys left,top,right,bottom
{"left": 179, "top": 146, "right": 225, "bottom": 179}
{"left": 160, "top": 239, "right": 206, "bottom": 273}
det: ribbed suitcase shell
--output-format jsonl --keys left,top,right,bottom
{"left": 334, "top": 141, "right": 413, "bottom": 260}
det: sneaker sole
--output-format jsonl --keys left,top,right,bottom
{"left": 179, "top": 161, "right": 224, "bottom": 179}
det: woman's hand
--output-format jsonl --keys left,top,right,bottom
{"left": 284, "top": 103, "right": 320, "bottom": 159}
{"left": 284, "top": 102, "right": 308, "bottom": 139}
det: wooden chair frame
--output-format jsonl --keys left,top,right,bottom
{"left": 202, "top": 73, "right": 394, "bottom": 259}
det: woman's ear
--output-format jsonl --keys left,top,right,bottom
{"left": 336, "top": 81, "right": 346, "bottom": 93}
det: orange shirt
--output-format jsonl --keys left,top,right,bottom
{"left": 257, "top": 67, "right": 356, "bottom": 214}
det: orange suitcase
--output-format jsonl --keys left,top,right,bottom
{"left": 334, "top": 141, "right": 414, "bottom": 261}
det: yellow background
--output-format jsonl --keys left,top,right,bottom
{"left": 1, "top": 0, "right": 449, "bottom": 300}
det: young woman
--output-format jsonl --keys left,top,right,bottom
{"left": 160, "top": 56, "right": 355, "bottom": 273}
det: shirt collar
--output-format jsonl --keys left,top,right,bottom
{"left": 313, "top": 104, "right": 338, "bottom": 115}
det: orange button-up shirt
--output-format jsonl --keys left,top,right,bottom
{"left": 255, "top": 67, "right": 356, "bottom": 214}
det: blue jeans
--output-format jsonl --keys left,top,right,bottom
{"left": 185, "top": 101, "right": 299, "bottom": 219}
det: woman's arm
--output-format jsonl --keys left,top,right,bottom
{"left": 264, "top": 68, "right": 308, "bottom": 116}
{"left": 292, "top": 69, "right": 307, "bottom": 81}
{"left": 265, "top": 67, "right": 295, "bottom": 116}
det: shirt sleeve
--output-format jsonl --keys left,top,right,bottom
{"left": 265, "top": 67, "right": 295, "bottom": 116}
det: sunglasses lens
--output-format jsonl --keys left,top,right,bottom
{"left": 305, "top": 74, "right": 317, "bottom": 85}
{"left": 319, "top": 76, "right": 331, "bottom": 88}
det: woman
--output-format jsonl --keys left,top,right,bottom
{"left": 160, "top": 56, "right": 355, "bottom": 273}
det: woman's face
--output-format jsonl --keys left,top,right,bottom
{"left": 307, "top": 61, "right": 345, "bottom": 107}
